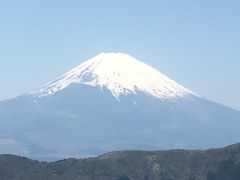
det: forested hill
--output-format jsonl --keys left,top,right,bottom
{"left": 1, "top": 143, "right": 240, "bottom": 180}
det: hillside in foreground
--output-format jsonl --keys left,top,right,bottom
{"left": 1, "top": 143, "right": 240, "bottom": 180}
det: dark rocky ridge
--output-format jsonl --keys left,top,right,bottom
{"left": 1, "top": 143, "right": 240, "bottom": 180}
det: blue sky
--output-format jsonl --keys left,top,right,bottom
{"left": 0, "top": 0, "right": 239, "bottom": 110}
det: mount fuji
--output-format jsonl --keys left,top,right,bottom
{"left": 0, "top": 53, "right": 240, "bottom": 160}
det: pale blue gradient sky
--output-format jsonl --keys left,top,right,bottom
{"left": 0, "top": 0, "right": 239, "bottom": 110}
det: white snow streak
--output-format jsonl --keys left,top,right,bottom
{"left": 30, "top": 53, "right": 197, "bottom": 99}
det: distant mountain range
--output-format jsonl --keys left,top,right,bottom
{"left": 1, "top": 143, "right": 240, "bottom": 180}
{"left": 0, "top": 52, "right": 240, "bottom": 160}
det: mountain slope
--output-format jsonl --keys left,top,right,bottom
{"left": 30, "top": 53, "right": 196, "bottom": 99}
{"left": 0, "top": 52, "right": 240, "bottom": 160}
{"left": 1, "top": 143, "right": 240, "bottom": 180}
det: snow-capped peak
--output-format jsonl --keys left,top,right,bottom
{"left": 31, "top": 52, "right": 197, "bottom": 99}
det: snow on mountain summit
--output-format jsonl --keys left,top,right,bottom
{"left": 31, "top": 53, "right": 197, "bottom": 99}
